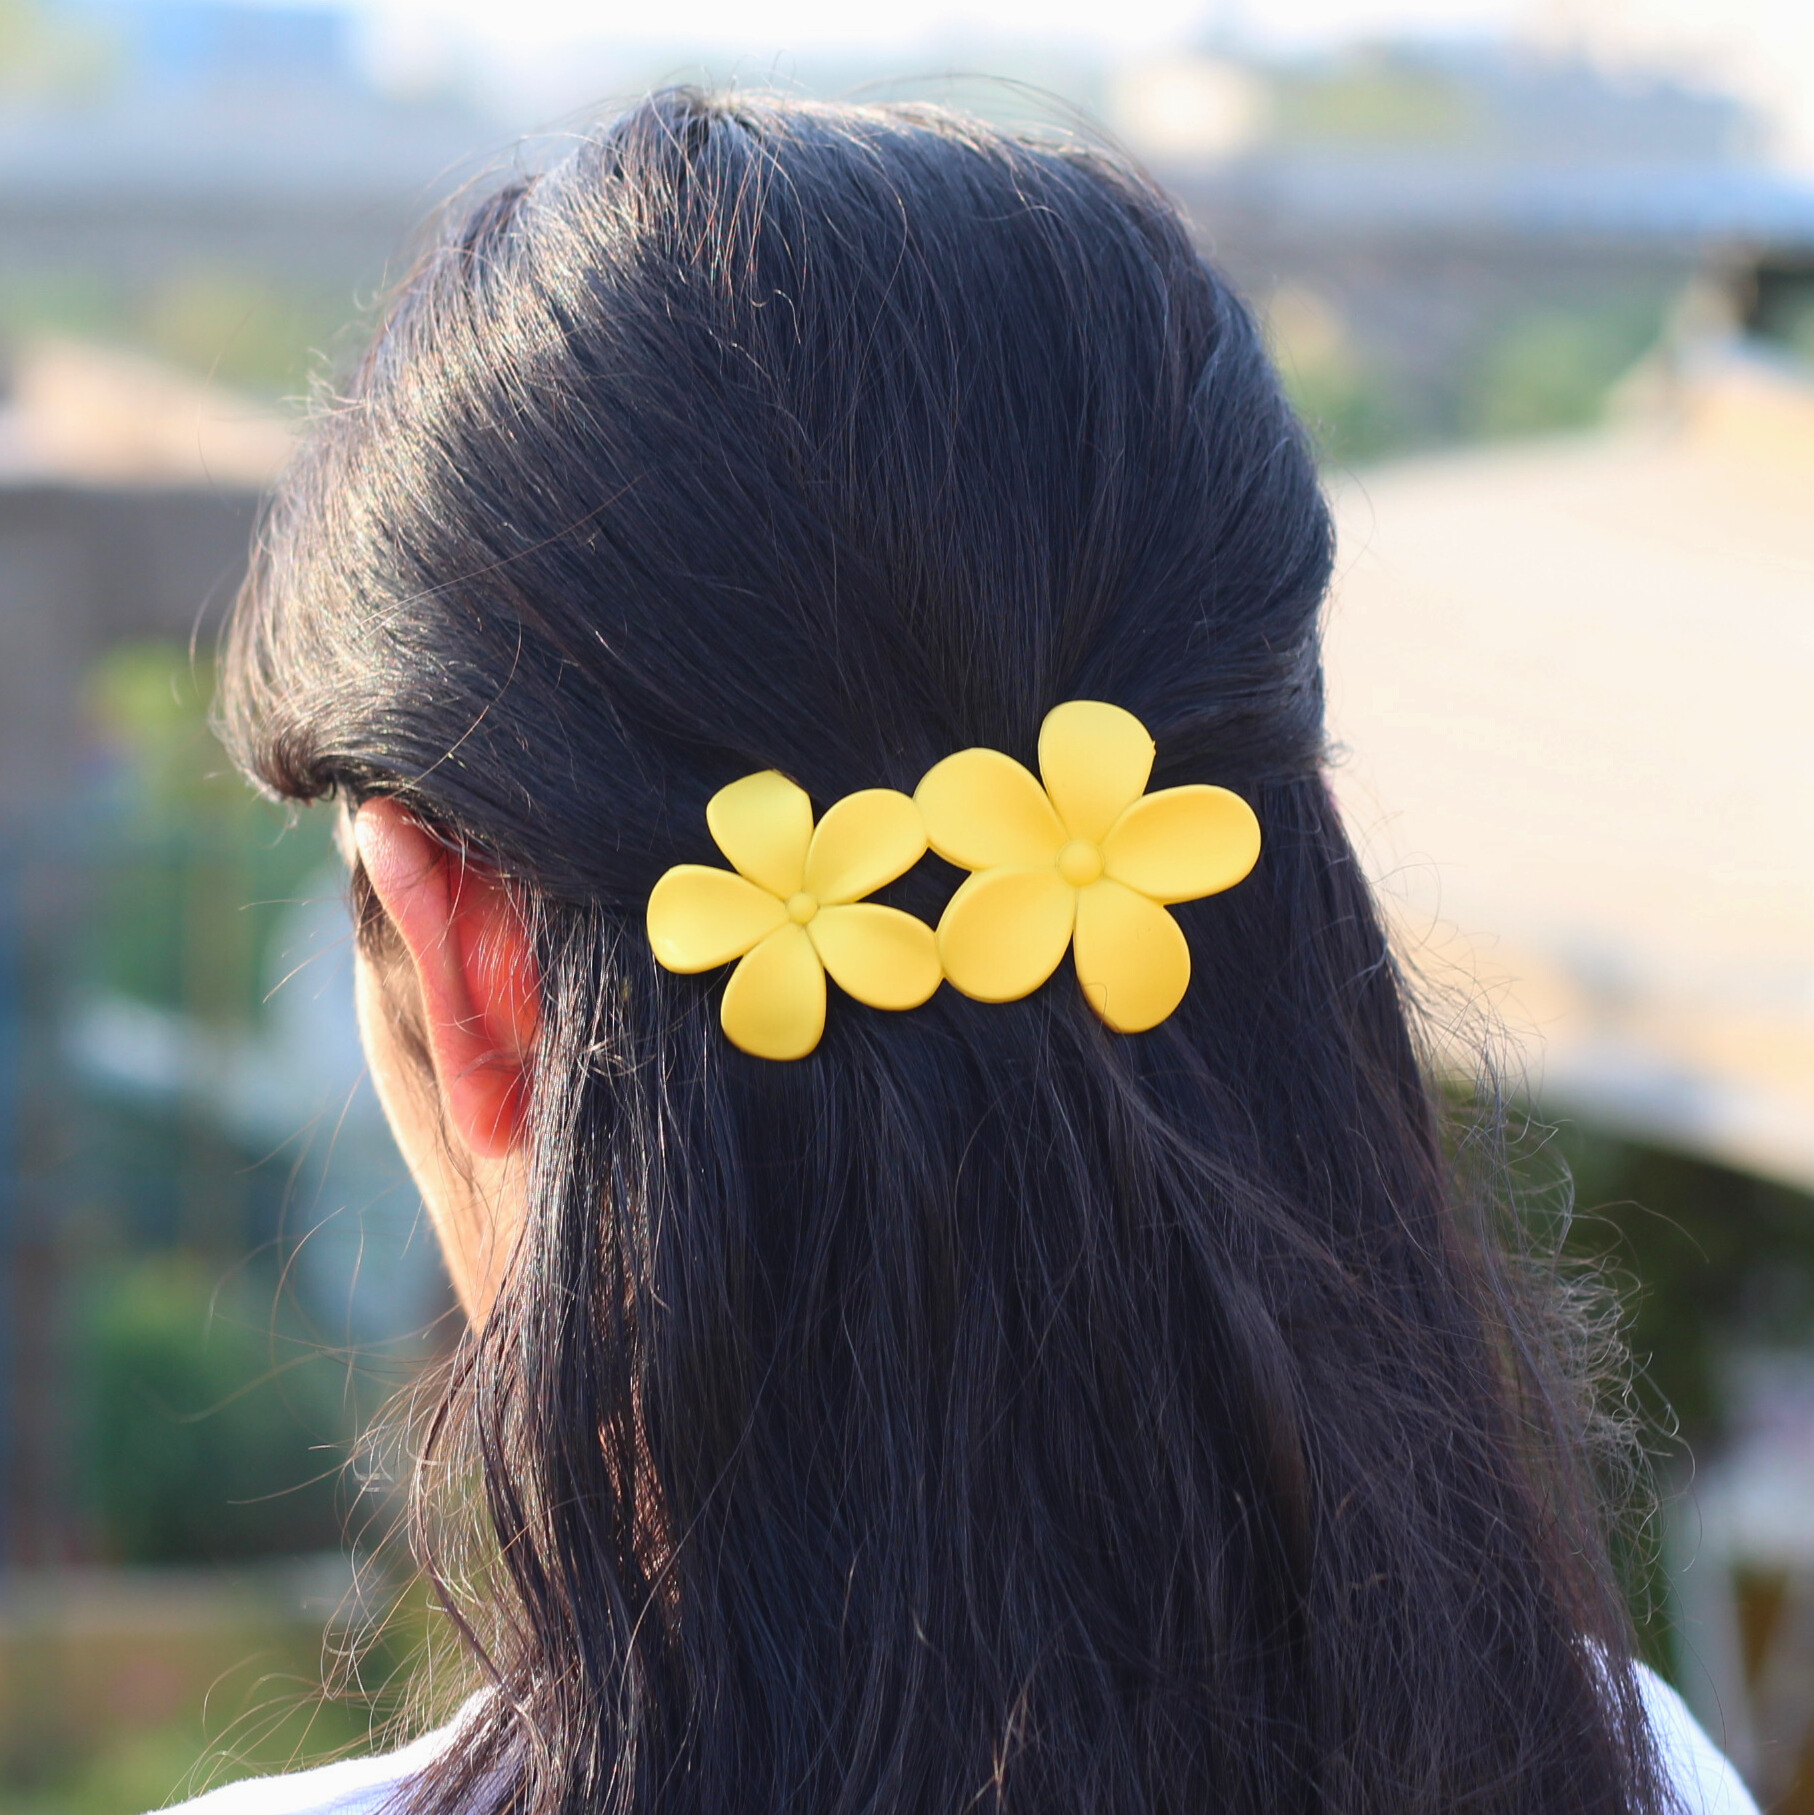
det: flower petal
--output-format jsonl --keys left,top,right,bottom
{"left": 809, "top": 904, "right": 941, "bottom": 1010}
{"left": 1101, "top": 785, "right": 1261, "bottom": 905}
{"left": 803, "top": 788, "right": 928, "bottom": 905}
{"left": 706, "top": 770, "right": 814, "bottom": 897}
{"left": 915, "top": 748, "right": 1065, "bottom": 871}
{"left": 1038, "top": 700, "right": 1155, "bottom": 844}
{"left": 720, "top": 923, "right": 826, "bottom": 1060}
{"left": 647, "top": 865, "right": 787, "bottom": 972}
{"left": 935, "top": 865, "right": 1076, "bottom": 1003}
{"left": 1072, "top": 878, "right": 1189, "bottom": 1033}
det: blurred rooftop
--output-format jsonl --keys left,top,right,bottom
{"left": 1327, "top": 338, "right": 1814, "bottom": 1191}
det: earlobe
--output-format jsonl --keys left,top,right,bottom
{"left": 353, "top": 799, "right": 541, "bottom": 1160}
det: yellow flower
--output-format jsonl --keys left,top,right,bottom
{"left": 646, "top": 771, "right": 940, "bottom": 1060}
{"left": 914, "top": 701, "right": 1261, "bottom": 1033}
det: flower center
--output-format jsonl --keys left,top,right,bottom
{"left": 1056, "top": 839, "right": 1103, "bottom": 887}
{"left": 786, "top": 891, "right": 819, "bottom": 925}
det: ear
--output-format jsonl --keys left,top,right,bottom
{"left": 353, "top": 798, "right": 540, "bottom": 1160}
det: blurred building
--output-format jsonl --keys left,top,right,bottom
{"left": 1132, "top": 43, "right": 1814, "bottom": 457}
{"left": 1322, "top": 289, "right": 1814, "bottom": 1812}
{"left": 1328, "top": 336, "right": 1814, "bottom": 1193}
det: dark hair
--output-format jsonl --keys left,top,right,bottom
{"left": 221, "top": 90, "right": 1663, "bottom": 1815}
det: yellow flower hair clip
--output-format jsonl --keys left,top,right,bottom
{"left": 914, "top": 701, "right": 1261, "bottom": 1033}
{"left": 646, "top": 771, "right": 940, "bottom": 1060}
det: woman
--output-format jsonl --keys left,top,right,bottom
{"left": 174, "top": 90, "right": 1754, "bottom": 1815}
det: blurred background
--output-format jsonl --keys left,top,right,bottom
{"left": 0, "top": 0, "right": 1811, "bottom": 1808}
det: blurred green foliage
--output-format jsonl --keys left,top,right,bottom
{"left": 1750, "top": 263, "right": 1814, "bottom": 371}
{"left": 0, "top": 262, "right": 351, "bottom": 398}
{"left": 136, "top": 268, "right": 344, "bottom": 396}
{"left": 1448, "top": 1106, "right": 1814, "bottom": 1687}
{"left": 1272, "top": 52, "right": 1480, "bottom": 149}
{"left": 1550, "top": 1125, "right": 1814, "bottom": 1447}
{"left": 83, "top": 641, "right": 335, "bottom": 1022}
{"left": 1482, "top": 1102, "right": 1814, "bottom": 1452}
{"left": 55, "top": 643, "right": 363, "bottom": 1558}
{"left": 76, "top": 1254, "right": 353, "bottom": 1563}
{"left": 1460, "top": 299, "right": 1670, "bottom": 441}
{"left": 2, "top": 1616, "right": 380, "bottom": 1815}
{"left": 90, "top": 640, "right": 252, "bottom": 818}
{"left": 0, "top": 1569, "right": 450, "bottom": 1815}
{"left": 1778, "top": 301, "right": 1814, "bottom": 368}
{"left": 1279, "top": 359, "right": 1410, "bottom": 468}
{"left": 1278, "top": 292, "right": 1673, "bottom": 466}
{"left": 0, "top": 0, "right": 115, "bottom": 100}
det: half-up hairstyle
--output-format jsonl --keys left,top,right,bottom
{"left": 220, "top": 89, "right": 1665, "bottom": 1815}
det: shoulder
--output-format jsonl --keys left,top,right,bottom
{"left": 1636, "top": 1662, "right": 1762, "bottom": 1815}
{"left": 152, "top": 1701, "right": 476, "bottom": 1815}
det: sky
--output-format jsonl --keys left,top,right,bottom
{"left": 330, "top": 0, "right": 1814, "bottom": 66}
{"left": 359, "top": 0, "right": 1521, "bottom": 56}
{"left": 337, "top": 0, "right": 1814, "bottom": 166}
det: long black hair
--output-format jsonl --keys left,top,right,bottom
{"left": 220, "top": 90, "right": 1664, "bottom": 1815}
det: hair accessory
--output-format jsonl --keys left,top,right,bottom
{"left": 914, "top": 700, "right": 1261, "bottom": 1032}
{"left": 646, "top": 771, "right": 940, "bottom": 1060}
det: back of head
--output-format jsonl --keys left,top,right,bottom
{"left": 222, "top": 89, "right": 1658, "bottom": 1815}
